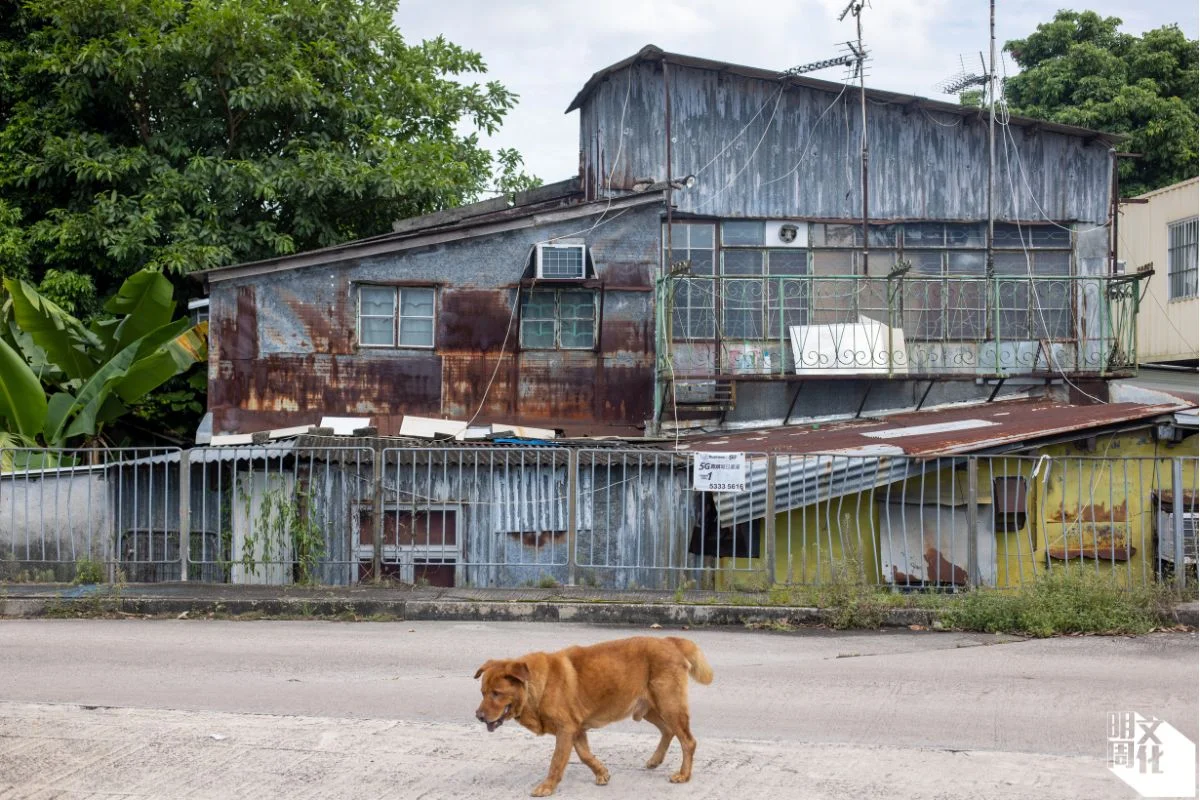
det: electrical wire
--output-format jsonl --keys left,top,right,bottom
{"left": 998, "top": 115, "right": 1107, "bottom": 404}
{"left": 691, "top": 86, "right": 786, "bottom": 180}
{"left": 433, "top": 68, "right": 640, "bottom": 442}
{"left": 762, "top": 82, "right": 851, "bottom": 188}
{"left": 690, "top": 87, "right": 786, "bottom": 213}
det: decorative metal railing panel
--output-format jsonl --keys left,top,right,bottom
{"left": 660, "top": 274, "right": 1143, "bottom": 378}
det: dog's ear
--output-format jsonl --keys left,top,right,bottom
{"left": 473, "top": 660, "right": 497, "bottom": 680}
{"left": 505, "top": 660, "right": 531, "bottom": 685}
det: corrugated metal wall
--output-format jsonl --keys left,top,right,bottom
{"left": 580, "top": 62, "right": 1111, "bottom": 223}
{"left": 208, "top": 205, "right": 662, "bottom": 437}
{"left": 1123, "top": 178, "right": 1199, "bottom": 363}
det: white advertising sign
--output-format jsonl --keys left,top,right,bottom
{"left": 693, "top": 452, "right": 747, "bottom": 493}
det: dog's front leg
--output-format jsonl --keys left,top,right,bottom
{"left": 531, "top": 729, "right": 576, "bottom": 797}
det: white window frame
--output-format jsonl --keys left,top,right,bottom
{"left": 1168, "top": 216, "right": 1199, "bottom": 301}
{"left": 356, "top": 285, "right": 436, "bottom": 349}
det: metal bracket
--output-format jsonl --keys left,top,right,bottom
{"left": 783, "top": 382, "right": 805, "bottom": 425}
{"left": 854, "top": 383, "right": 874, "bottom": 419}
{"left": 915, "top": 380, "right": 934, "bottom": 411}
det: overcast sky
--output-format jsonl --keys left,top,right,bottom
{"left": 394, "top": 1, "right": 1199, "bottom": 185}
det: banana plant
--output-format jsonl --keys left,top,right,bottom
{"left": 0, "top": 269, "right": 207, "bottom": 465}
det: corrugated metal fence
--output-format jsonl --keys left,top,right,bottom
{"left": 1, "top": 445, "right": 1195, "bottom": 591}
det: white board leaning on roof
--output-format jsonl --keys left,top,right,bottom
{"left": 693, "top": 452, "right": 747, "bottom": 493}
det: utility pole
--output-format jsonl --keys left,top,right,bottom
{"left": 986, "top": 0, "right": 996, "bottom": 276}
{"left": 787, "top": 2, "right": 869, "bottom": 272}
{"left": 839, "top": 1, "right": 870, "bottom": 275}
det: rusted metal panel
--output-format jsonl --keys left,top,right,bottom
{"left": 439, "top": 289, "right": 517, "bottom": 351}
{"left": 207, "top": 205, "right": 662, "bottom": 437}
{"left": 211, "top": 353, "right": 443, "bottom": 434}
{"left": 579, "top": 59, "right": 1111, "bottom": 223}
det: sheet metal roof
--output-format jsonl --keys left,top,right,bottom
{"left": 567, "top": 45, "right": 1123, "bottom": 144}
{"left": 194, "top": 182, "right": 665, "bottom": 284}
{"left": 668, "top": 397, "right": 1187, "bottom": 458}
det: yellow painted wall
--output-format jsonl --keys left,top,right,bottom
{"left": 766, "top": 429, "right": 1198, "bottom": 588}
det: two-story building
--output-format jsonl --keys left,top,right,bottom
{"left": 198, "top": 45, "right": 1140, "bottom": 440}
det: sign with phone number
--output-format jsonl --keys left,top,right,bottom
{"left": 693, "top": 452, "right": 747, "bottom": 493}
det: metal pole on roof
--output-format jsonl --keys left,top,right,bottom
{"left": 986, "top": 0, "right": 996, "bottom": 276}
{"left": 855, "top": 3, "right": 869, "bottom": 275}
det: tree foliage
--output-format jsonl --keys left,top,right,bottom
{"left": 0, "top": 0, "right": 537, "bottom": 288}
{"left": 1003, "top": 10, "right": 1198, "bottom": 196}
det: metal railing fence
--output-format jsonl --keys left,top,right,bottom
{"left": 1, "top": 444, "right": 1195, "bottom": 591}
{"left": 661, "top": 273, "right": 1143, "bottom": 378}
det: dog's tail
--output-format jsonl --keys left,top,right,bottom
{"left": 667, "top": 637, "right": 713, "bottom": 685}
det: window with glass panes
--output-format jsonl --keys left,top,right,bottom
{"left": 664, "top": 223, "right": 716, "bottom": 339}
{"left": 991, "top": 223, "right": 1072, "bottom": 339}
{"left": 719, "top": 221, "right": 809, "bottom": 341}
{"left": 1168, "top": 217, "right": 1198, "bottom": 300}
{"left": 807, "top": 221, "right": 1072, "bottom": 341}
{"left": 519, "top": 289, "right": 596, "bottom": 349}
{"left": 357, "top": 286, "right": 436, "bottom": 348}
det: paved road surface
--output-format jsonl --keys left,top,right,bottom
{"left": 0, "top": 620, "right": 1195, "bottom": 799}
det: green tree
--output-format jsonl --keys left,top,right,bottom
{"left": 0, "top": 0, "right": 536, "bottom": 287}
{"left": 0, "top": 268, "right": 206, "bottom": 461}
{"left": 1003, "top": 10, "right": 1198, "bottom": 195}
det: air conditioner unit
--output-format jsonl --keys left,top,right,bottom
{"left": 535, "top": 242, "right": 587, "bottom": 279}
{"left": 1158, "top": 510, "right": 1199, "bottom": 565}
{"left": 764, "top": 221, "right": 808, "bottom": 248}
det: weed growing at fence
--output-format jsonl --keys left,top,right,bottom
{"left": 938, "top": 567, "right": 1169, "bottom": 637}
{"left": 238, "top": 482, "right": 327, "bottom": 585}
{"left": 73, "top": 558, "right": 104, "bottom": 585}
{"left": 816, "top": 561, "right": 893, "bottom": 630}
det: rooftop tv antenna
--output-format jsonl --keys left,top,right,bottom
{"left": 936, "top": 1, "right": 998, "bottom": 275}
{"left": 782, "top": 0, "right": 871, "bottom": 274}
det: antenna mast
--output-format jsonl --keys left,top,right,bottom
{"left": 934, "top": 4, "right": 997, "bottom": 274}
{"left": 838, "top": 0, "right": 870, "bottom": 275}
{"left": 986, "top": 0, "right": 996, "bottom": 276}
{"left": 783, "top": 3, "right": 869, "bottom": 271}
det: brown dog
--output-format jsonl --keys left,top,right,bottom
{"left": 474, "top": 636, "right": 713, "bottom": 797}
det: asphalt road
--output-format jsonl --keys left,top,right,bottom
{"left": 0, "top": 620, "right": 1196, "bottom": 799}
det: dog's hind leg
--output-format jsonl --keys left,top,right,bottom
{"left": 641, "top": 709, "right": 674, "bottom": 770}
{"left": 649, "top": 675, "right": 696, "bottom": 783}
{"left": 573, "top": 731, "right": 610, "bottom": 785}
{"left": 659, "top": 707, "right": 696, "bottom": 784}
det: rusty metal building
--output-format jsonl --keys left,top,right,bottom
{"left": 199, "top": 45, "right": 1139, "bottom": 440}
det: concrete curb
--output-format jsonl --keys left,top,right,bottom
{"left": 0, "top": 591, "right": 940, "bottom": 628}
{"left": 1173, "top": 603, "right": 1199, "bottom": 628}
{"left": 2, "top": 592, "right": 1194, "bottom": 631}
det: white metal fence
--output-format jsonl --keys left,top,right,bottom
{"left": 1, "top": 445, "right": 1195, "bottom": 591}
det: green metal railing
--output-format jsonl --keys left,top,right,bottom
{"left": 656, "top": 272, "right": 1146, "bottom": 379}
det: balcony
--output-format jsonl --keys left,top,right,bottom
{"left": 659, "top": 272, "right": 1145, "bottom": 380}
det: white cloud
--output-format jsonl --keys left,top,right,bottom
{"left": 394, "top": 0, "right": 1198, "bottom": 184}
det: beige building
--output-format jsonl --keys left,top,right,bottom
{"left": 1124, "top": 177, "right": 1199, "bottom": 365}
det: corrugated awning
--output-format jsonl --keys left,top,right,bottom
{"left": 711, "top": 445, "right": 921, "bottom": 528}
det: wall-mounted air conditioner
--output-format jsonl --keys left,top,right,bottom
{"left": 1158, "top": 509, "right": 1199, "bottom": 566}
{"left": 536, "top": 242, "right": 587, "bottom": 279}
{"left": 765, "top": 221, "right": 808, "bottom": 248}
